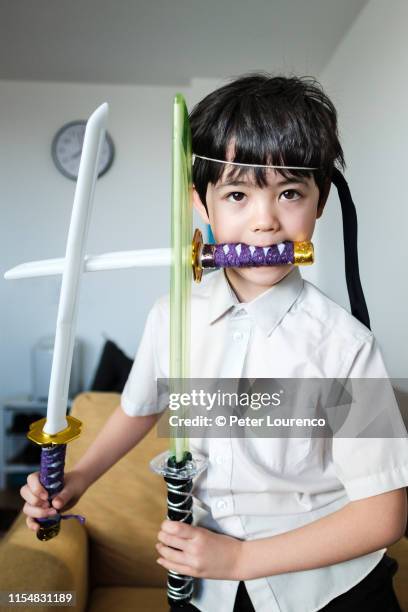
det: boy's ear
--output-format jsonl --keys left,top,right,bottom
{"left": 192, "top": 186, "right": 210, "bottom": 225}
{"left": 316, "top": 179, "right": 332, "bottom": 219}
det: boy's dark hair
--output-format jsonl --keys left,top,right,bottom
{"left": 190, "top": 73, "right": 345, "bottom": 211}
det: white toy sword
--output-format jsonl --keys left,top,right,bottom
{"left": 6, "top": 103, "right": 108, "bottom": 540}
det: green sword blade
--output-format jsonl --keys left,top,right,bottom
{"left": 170, "top": 94, "right": 193, "bottom": 462}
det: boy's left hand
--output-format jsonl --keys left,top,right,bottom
{"left": 156, "top": 519, "right": 245, "bottom": 580}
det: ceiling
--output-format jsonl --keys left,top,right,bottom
{"left": 0, "top": 0, "right": 369, "bottom": 86}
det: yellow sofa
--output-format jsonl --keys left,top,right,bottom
{"left": 1, "top": 392, "right": 407, "bottom": 612}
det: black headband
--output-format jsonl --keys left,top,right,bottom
{"left": 331, "top": 168, "right": 370, "bottom": 330}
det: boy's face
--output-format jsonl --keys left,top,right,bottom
{"left": 193, "top": 165, "right": 329, "bottom": 300}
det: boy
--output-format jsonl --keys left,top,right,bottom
{"left": 21, "top": 74, "right": 408, "bottom": 612}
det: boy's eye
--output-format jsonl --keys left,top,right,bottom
{"left": 281, "top": 190, "right": 302, "bottom": 201}
{"left": 226, "top": 191, "right": 246, "bottom": 203}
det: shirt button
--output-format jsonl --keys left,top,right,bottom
{"left": 216, "top": 499, "right": 227, "bottom": 510}
{"left": 233, "top": 331, "right": 244, "bottom": 341}
{"left": 215, "top": 455, "right": 224, "bottom": 465}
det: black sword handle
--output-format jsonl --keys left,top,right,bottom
{"left": 163, "top": 451, "right": 194, "bottom": 607}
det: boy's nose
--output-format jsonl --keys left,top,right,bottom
{"left": 253, "top": 220, "right": 278, "bottom": 233}
{"left": 251, "top": 201, "right": 280, "bottom": 233}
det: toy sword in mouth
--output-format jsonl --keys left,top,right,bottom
{"left": 5, "top": 236, "right": 313, "bottom": 281}
{"left": 191, "top": 231, "right": 313, "bottom": 281}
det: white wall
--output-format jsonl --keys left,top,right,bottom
{"left": 0, "top": 78, "right": 218, "bottom": 402}
{"left": 314, "top": 0, "right": 408, "bottom": 382}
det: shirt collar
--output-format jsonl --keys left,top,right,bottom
{"left": 208, "top": 266, "right": 304, "bottom": 336}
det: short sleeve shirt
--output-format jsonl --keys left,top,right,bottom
{"left": 121, "top": 266, "right": 408, "bottom": 612}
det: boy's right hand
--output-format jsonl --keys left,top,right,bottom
{"left": 20, "top": 470, "right": 87, "bottom": 533}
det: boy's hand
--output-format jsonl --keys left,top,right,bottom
{"left": 20, "top": 470, "right": 88, "bottom": 533}
{"left": 156, "top": 519, "right": 245, "bottom": 580}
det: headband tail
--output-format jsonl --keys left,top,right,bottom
{"left": 331, "top": 168, "right": 371, "bottom": 330}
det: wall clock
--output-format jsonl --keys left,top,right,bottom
{"left": 52, "top": 120, "right": 114, "bottom": 180}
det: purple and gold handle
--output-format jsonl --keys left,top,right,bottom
{"left": 192, "top": 229, "right": 313, "bottom": 281}
{"left": 27, "top": 416, "right": 84, "bottom": 541}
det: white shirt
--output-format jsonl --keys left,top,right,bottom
{"left": 121, "top": 266, "right": 408, "bottom": 612}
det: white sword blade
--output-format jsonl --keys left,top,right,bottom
{"left": 45, "top": 103, "right": 108, "bottom": 435}
{"left": 4, "top": 248, "right": 172, "bottom": 279}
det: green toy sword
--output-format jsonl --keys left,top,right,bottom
{"left": 149, "top": 94, "right": 208, "bottom": 608}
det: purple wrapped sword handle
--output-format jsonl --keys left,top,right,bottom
{"left": 27, "top": 415, "right": 83, "bottom": 540}
{"left": 36, "top": 444, "right": 85, "bottom": 541}
{"left": 192, "top": 229, "right": 314, "bottom": 282}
